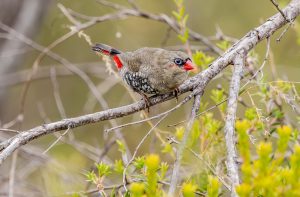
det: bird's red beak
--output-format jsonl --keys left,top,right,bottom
{"left": 183, "top": 60, "right": 195, "bottom": 71}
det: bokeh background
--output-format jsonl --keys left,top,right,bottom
{"left": 0, "top": 0, "right": 299, "bottom": 196}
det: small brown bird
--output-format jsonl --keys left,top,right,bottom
{"left": 92, "top": 43, "right": 195, "bottom": 109}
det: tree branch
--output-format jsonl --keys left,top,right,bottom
{"left": 224, "top": 53, "right": 245, "bottom": 197}
{"left": 0, "top": 0, "right": 299, "bottom": 165}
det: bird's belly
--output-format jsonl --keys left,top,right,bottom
{"left": 123, "top": 72, "right": 159, "bottom": 94}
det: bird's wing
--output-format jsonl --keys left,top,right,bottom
{"left": 121, "top": 48, "right": 161, "bottom": 73}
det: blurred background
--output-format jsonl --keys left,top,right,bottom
{"left": 0, "top": 0, "right": 299, "bottom": 196}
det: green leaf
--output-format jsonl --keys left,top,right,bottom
{"left": 172, "top": 11, "right": 181, "bottom": 20}
{"left": 189, "top": 120, "right": 201, "bottom": 147}
{"left": 133, "top": 156, "right": 145, "bottom": 169}
{"left": 182, "top": 14, "right": 189, "bottom": 25}
{"left": 216, "top": 40, "right": 230, "bottom": 51}
{"left": 85, "top": 171, "right": 97, "bottom": 182}
{"left": 116, "top": 139, "right": 126, "bottom": 154}
{"left": 114, "top": 159, "right": 124, "bottom": 174}
{"left": 179, "top": 7, "right": 185, "bottom": 18}
{"left": 161, "top": 143, "right": 172, "bottom": 154}
{"left": 178, "top": 34, "right": 188, "bottom": 43}
{"left": 184, "top": 29, "right": 189, "bottom": 40}
{"left": 245, "top": 108, "right": 257, "bottom": 121}
{"left": 95, "top": 162, "right": 111, "bottom": 177}
{"left": 175, "top": 127, "right": 185, "bottom": 140}
{"left": 207, "top": 176, "right": 220, "bottom": 197}
{"left": 160, "top": 162, "right": 169, "bottom": 180}
{"left": 192, "top": 51, "right": 214, "bottom": 69}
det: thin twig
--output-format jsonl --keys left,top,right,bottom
{"left": 242, "top": 37, "right": 270, "bottom": 85}
{"left": 127, "top": 0, "right": 139, "bottom": 10}
{"left": 168, "top": 88, "right": 203, "bottom": 196}
{"left": 50, "top": 67, "right": 67, "bottom": 118}
{"left": 0, "top": 129, "right": 19, "bottom": 134}
{"left": 42, "top": 127, "right": 70, "bottom": 154}
{"left": 276, "top": 19, "right": 294, "bottom": 42}
{"left": 270, "top": 0, "right": 288, "bottom": 21}
{"left": 122, "top": 113, "right": 169, "bottom": 191}
{"left": 8, "top": 150, "right": 18, "bottom": 197}
{"left": 269, "top": 0, "right": 295, "bottom": 42}
{"left": 65, "top": 5, "right": 221, "bottom": 54}
{"left": 96, "top": 0, "right": 127, "bottom": 10}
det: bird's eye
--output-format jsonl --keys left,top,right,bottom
{"left": 174, "top": 58, "right": 184, "bottom": 66}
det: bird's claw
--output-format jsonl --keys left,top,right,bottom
{"left": 173, "top": 88, "right": 179, "bottom": 103}
{"left": 140, "top": 93, "right": 150, "bottom": 113}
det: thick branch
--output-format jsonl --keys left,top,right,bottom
{"left": 224, "top": 53, "right": 245, "bottom": 197}
{"left": 0, "top": 0, "right": 299, "bottom": 165}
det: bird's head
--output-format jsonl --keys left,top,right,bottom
{"left": 162, "top": 51, "right": 195, "bottom": 71}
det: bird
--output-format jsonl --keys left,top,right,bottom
{"left": 92, "top": 43, "right": 195, "bottom": 111}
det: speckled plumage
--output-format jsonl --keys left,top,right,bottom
{"left": 92, "top": 43, "right": 194, "bottom": 96}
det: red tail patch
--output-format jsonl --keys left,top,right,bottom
{"left": 101, "top": 49, "right": 110, "bottom": 55}
{"left": 113, "top": 55, "right": 123, "bottom": 69}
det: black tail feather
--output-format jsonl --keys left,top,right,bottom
{"left": 92, "top": 43, "right": 121, "bottom": 55}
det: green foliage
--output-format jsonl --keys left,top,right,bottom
{"left": 85, "top": 171, "right": 97, "bottom": 183}
{"left": 182, "top": 182, "right": 197, "bottom": 197}
{"left": 216, "top": 40, "right": 231, "bottom": 51}
{"left": 236, "top": 124, "right": 300, "bottom": 197}
{"left": 173, "top": 0, "right": 189, "bottom": 43}
{"left": 234, "top": 79, "right": 300, "bottom": 196}
{"left": 133, "top": 156, "right": 145, "bottom": 170}
{"left": 175, "top": 126, "right": 185, "bottom": 141}
{"left": 207, "top": 176, "right": 220, "bottom": 197}
{"left": 192, "top": 51, "right": 214, "bottom": 70}
{"left": 189, "top": 120, "right": 201, "bottom": 147}
{"left": 160, "top": 162, "right": 169, "bottom": 180}
{"left": 236, "top": 120, "right": 251, "bottom": 163}
{"left": 178, "top": 28, "right": 190, "bottom": 44}
{"left": 277, "top": 125, "right": 291, "bottom": 153}
{"left": 114, "top": 159, "right": 124, "bottom": 174}
{"left": 85, "top": 162, "right": 112, "bottom": 195}
{"left": 116, "top": 139, "right": 126, "bottom": 154}
{"left": 145, "top": 154, "right": 160, "bottom": 196}
{"left": 130, "top": 182, "right": 145, "bottom": 197}
{"left": 95, "top": 162, "right": 111, "bottom": 177}
{"left": 210, "top": 88, "right": 226, "bottom": 112}
{"left": 161, "top": 143, "right": 173, "bottom": 154}
{"left": 244, "top": 108, "right": 257, "bottom": 121}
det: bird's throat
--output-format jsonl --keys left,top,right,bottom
{"left": 113, "top": 55, "right": 123, "bottom": 69}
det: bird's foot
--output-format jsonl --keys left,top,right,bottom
{"left": 173, "top": 88, "right": 179, "bottom": 103}
{"left": 140, "top": 93, "right": 150, "bottom": 113}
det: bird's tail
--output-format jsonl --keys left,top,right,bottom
{"left": 92, "top": 43, "right": 121, "bottom": 56}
